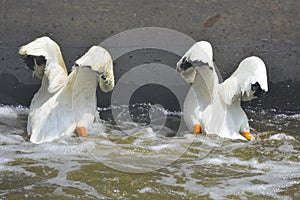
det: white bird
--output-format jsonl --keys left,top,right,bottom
{"left": 19, "top": 36, "right": 114, "bottom": 143}
{"left": 177, "top": 41, "right": 268, "bottom": 140}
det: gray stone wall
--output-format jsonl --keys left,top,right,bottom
{"left": 0, "top": 0, "right": 299, "bottom": 111}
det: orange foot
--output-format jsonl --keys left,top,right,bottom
{"left": 193, "top": 124, "right": 201, "bottom": 134}
{"left": 77, "top": 126, "right": 87, "bottom": 137}
{"left": 242, "top": 131, "right": 252, "bottom": 141}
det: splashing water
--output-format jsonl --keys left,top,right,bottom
{"left": 0, "top": 104, "right": 299, "bottom": 199}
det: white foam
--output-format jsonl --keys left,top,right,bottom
{"left": 278, "top": 143, "right": 294, "bottom": 153}
{"left": 0, "top": 105, "right": 299, "bottom": 199}
{"left": 0, "top": 105, "right": 28, "bottom": 117}
{"left": 276, "top": 113, "right": 300, "bottom": 120}
{"left": 139, "top": 187, "right": 155, "bottom": 193}
{"left": 162, "top": 154, "right": 300, "bottom": 199}
{"left": 150, "top": 144, "right": 170, "bottom": 151}
{"left": 269, "top": 133, "right": 295, "bottom": 141}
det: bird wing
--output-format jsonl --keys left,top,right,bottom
{"left": 44, "top": 62, "right": 68, "bottom": 93}
{"left": 193, "top": 64, "right": 219, "bottom": 103}
{"left": 177, "top": 41, "right": 219, "bottom": 103}
{"left": 19, "top": 36, "right": 68, "bottom": 93}
{"left": 219, "top": 56, "right": 268, "bottom": 105}
{"left": 75, "top": 46, "right": 115, "bottom": 92}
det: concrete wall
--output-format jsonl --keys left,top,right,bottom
{"left": 0, "top": 0, "right": 299, "bottom": 111}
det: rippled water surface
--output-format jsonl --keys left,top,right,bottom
{"left": 0, "top": 104, "right": 299, "bottom": 199}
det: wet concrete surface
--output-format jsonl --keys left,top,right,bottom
{"left": 0, "top": 0, "right": 299, "bottom": 111}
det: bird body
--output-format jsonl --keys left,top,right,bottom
{"left": 19, "top": 37, "right": 114, "bottom": 143}
{"left": 27, "top": 67, "right": 98, "bottom": 143}
{"left": 177, "top": 41, "right": 268, "bottom": 140}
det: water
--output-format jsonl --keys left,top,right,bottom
{"left": 0, "top": 104, "right": 299, "bottom": 199}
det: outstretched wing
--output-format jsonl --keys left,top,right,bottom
{"left": 75, "top": 46, "right": 115, "bottom": 92}
{"left": 177, "top": 41, "right": 219, "bottom": 103}
{"left": 219, "top": 56, "right": 268, "bottom": 105}
{"left": 19, "top": 36, "right": 68, "bottom": 93}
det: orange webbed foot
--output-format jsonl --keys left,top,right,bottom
{"left": 193, "top": 124, "right": 201, "bottom": 135}
{"left": 242, "top": 131, "right": 252, "bottom": 141}
{"left": 77, "top": 126, "right": 87, "bottom": 137}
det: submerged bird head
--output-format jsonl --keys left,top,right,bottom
{"left": 19, "top": 36, "right": 67, "bottom": 79}
{"left": 235, "top": 56, "right": 268, "bottom": 101}
{"left": 21, "top": 55, "right": 47, "bottom": 79}
{"left": 176, "top": 41, "right": 214, "bottom": 83}
{"left": 75, "top": 46, "right": 115, "bottom": 92}
{"left": 251, "top": 82, "right": 265, "bottom": 98}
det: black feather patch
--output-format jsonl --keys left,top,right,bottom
{"left": 251, "top": 82, "right": 264, "bottom": 97}
{"left": 34, "top": 56, "right": 46, "bottom": 66}
{"left": 180, "top": 57, "right": 193, "bottom": 70}
{"left": 21, "top": 55, "right": 46, "bottom": 71}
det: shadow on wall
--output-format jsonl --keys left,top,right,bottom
{"left": 2, "top": 72, "right": 299, "bottom": 112}
{"left": 243, "top": 81, "right": 300, "bottom": 112}
{"left": 1, "top": 49, "right": 300, "bottom": 113}
{"left": 0, "top": 73, "right": 39, "bottom": 106}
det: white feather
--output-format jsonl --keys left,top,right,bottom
{"left": 76, "top": 46, "right": 115, "bottom": 92}
{"left": 179, "top": 42, "right": 268, "bottom": 140}
{"left": 177, "top": 41, "right": 218, "bottom": 103}
{"left": 19, "top": 36, "right": 67, "bottom": 93}
{"left": 219, "top": 56, "right": 268, "bottom": 105}
{"left": 19, "top": 37, "right": 115, "bottom": 143}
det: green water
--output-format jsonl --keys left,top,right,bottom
{"left": 0, "top": 105, "right": 299, "bottom": 199}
